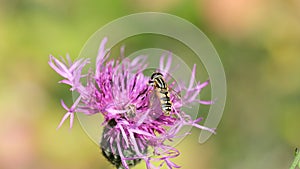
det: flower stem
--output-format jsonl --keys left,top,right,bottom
{"left": 290, "top": 148, "right": 300, "bottom": 169}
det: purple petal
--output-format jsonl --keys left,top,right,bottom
{"left": 57, "top": 112, "right": 71, "bottom": 129}
{"left": 187, "top": 89, "right": 200, "bottom": 103}
{"left": 96, "top": 37, "right": 108, "bottom": 77}
{"left": 105, "top": 108, "right": 127, "bottom": 115}
{"left": 51, "top": 55, "right": 72, "bottom": 78}
{"left": 69, "top": 58, "right": 83, "bottom": 72}
{"left": 193, "top": 123, "right": 216, "bottom": 134}
{"left": 71, "top": 96, "right": 82, "bottom": 110}
{"left": 163, "top": 52, "right": 172, "bottom": 74}
{"left": 58, "top": 79, "right": 72, "bottom": 86}
{"left": 60, "top": 99, "right": 69, "bottom": 111}
{"left": 69, "top": 112, "right": 74, "bottom": 128}
{"left": 197, "top": 80, "right": 210, "bottom": 90}
{"left": 130, "top": 129, "right": 156, "bottom": 138}
{"left": 49, "top": 56, "right": 68, "bottom": 79}
{"left": 118, "top": 124, "right": 129, "bottom": 147}
{"left": 66, "top": 53, "right": 72, "bottom": 66}
{"left": 196, "top": 100, "right": 214, "bottom": 105}
{"left": 159, "top": 54, "right": 165, "bottom": 72}
{"left": 116, "top": 137, "right": 129, "bottom": 169}
{"left": 129, "top": 131, "right": 143, "bottom": 156}
{"left": 188, "top": 64, "right": 196, "bottom": 90}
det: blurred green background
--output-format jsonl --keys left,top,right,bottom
{"left": 0, "top": 0, "right": 300, "bottom": 169}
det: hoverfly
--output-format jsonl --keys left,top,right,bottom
{"left": 148, "top": 72, "right": 173, "bottom": 116}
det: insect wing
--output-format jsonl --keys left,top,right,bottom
{"left": 148, "top": 90, "right": 164, "bottom": 119}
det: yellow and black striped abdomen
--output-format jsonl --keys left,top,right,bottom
{"left": 156, "top": 88, "right": 172, "bottom": 115}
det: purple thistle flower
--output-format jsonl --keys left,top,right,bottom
{"left": 49, "top": 37, "right": 215, "bottom": 169}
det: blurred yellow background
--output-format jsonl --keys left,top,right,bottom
{"left": 0, "top": 0, "right": 300, "bottom": 169}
